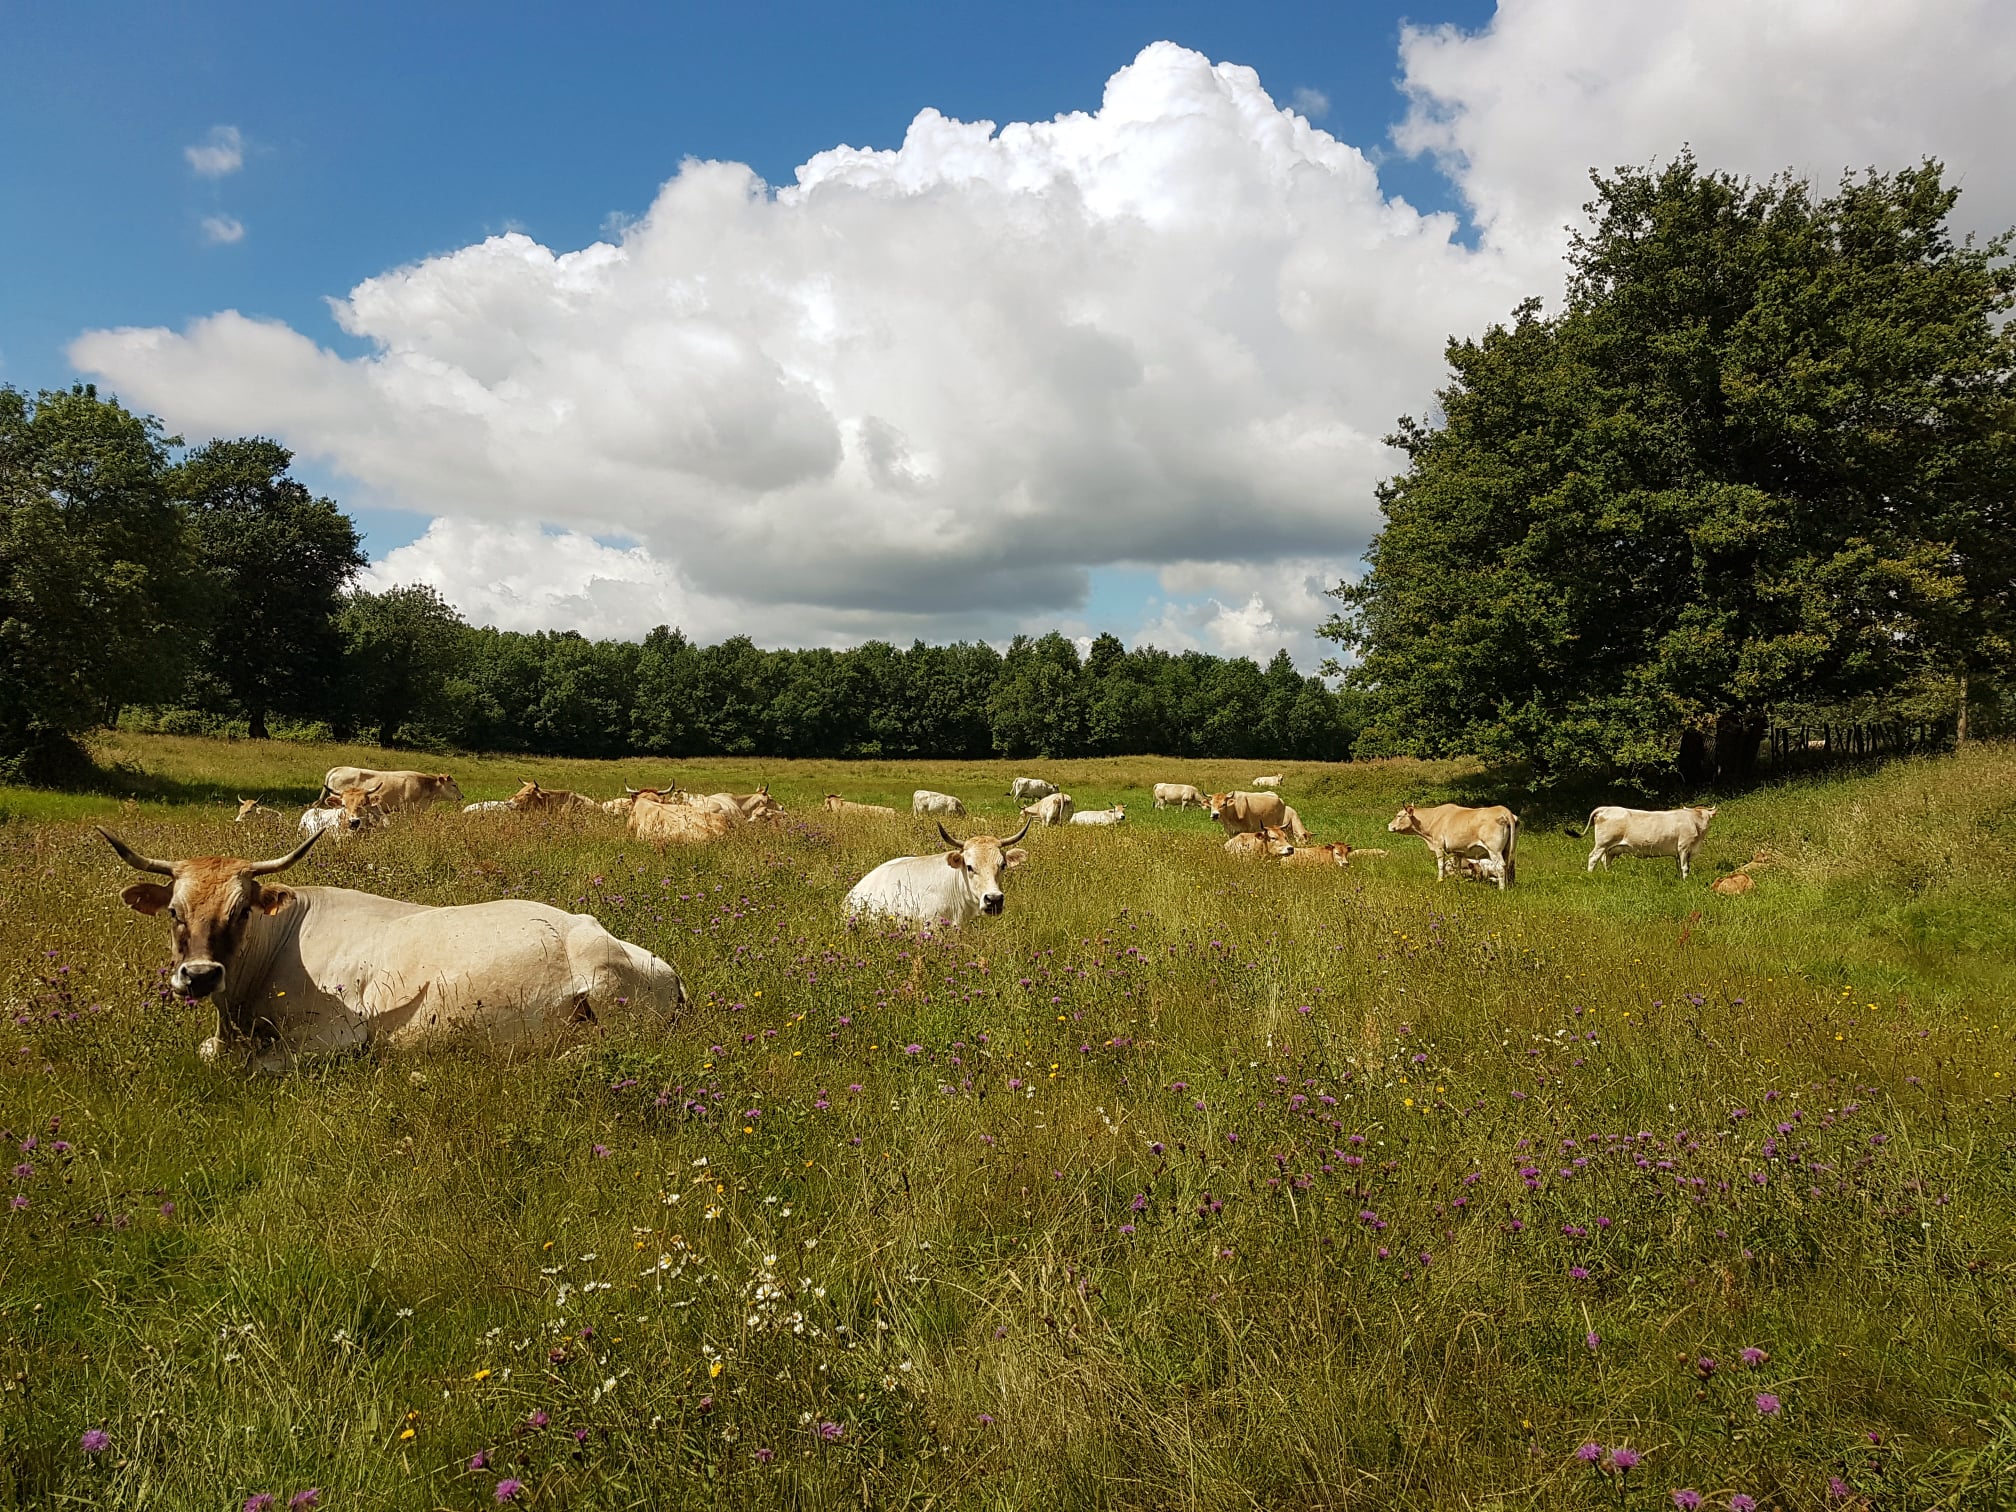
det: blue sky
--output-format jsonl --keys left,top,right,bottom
{"left": 9, "top": 1, "right": 2007, "bottom": 664}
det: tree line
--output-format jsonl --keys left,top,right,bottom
{"left": 1326, "top": 155, "right": 2014, "bottom": 783}
{"left": 0, "top": 389, "right": 1355, "bottom": 777}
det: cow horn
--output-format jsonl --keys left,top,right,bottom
{"left": 624, "top": 785, "right": 641, "bottom": 796}
{"left": 98, "top": 828, "right": 175, "bottom": 875}
{"left": 937, "top": 822, "right": 963, "bottom": 849}
{"left": 248, "top": 832, "right": 321, "bottom": 876}
{"left": 1003, "top": 819, "right": 1032, "bottom": 846}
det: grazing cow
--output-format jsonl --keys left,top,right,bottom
{"left": 1569, "top": 805, "right": 1718, "bottom": 879}
{"left": 1153, "top": 783, "right": 1207, "bottom": 811}
{"left": 1068, "top": 804, "right": 1126, "bottom": 826}
{"left": 1021, "top": 792, "right": 1074, "bottom": 826}
{"left": 322, "top": 768, "right": 464, "bottom": 812}
{"left": 845, "top": 822, "right": 1031, "bottom": 926}
{"left": 824, "top": 795, "right": 900, "bottom": 818}
{"left": 234, "top": 798, "right": 281, "bottom": 823}
{"left": 1208, "top": 791, "right": 1310, "bottom": 843}
{"left": 629, "top": 789, "right": 739, "bottom": 848}
{"left": 1251, "top": 775, "right": 1284, "bottom": 790}
{"left": 912, "top": 790, "right": 966, "bottom": 818}
{"left": 1224, "top": 828, "right": 1296, "bottom": 859}
{"left": 1009, "top": 777, "right": 1058, "bottom": 803}
{"left": 508, "top": 780, "right": 599, "bottom": 813}
{"left": 1386, "top": 802, "right": 1518, "bottom": 889}
{"left": 99, "top": 828, "right": 684, "bottom": 1074}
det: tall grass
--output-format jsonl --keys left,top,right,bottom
{"left": 1, "top": 735, "right": 2012, "bottom": 1508}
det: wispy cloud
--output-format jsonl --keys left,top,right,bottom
{"left": 185, "top": 125, "right": 244, "bottom": 178}
{"left": 1290, "top": 86, "right": 1330, "bottom": 119}
{"left": 200, "top": 214, "right": 245, "bottom": 245}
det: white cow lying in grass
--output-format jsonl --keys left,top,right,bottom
{"left": 1069, "top": 804, "right": 1126, "bottom": 826}
{"left": 100, "top": 828, "right": 684, "bottom": 1074}
{"left": 845, "top": 823, "right": 1030, "bottom": 925}
{"left": 912, "top": 790, "right": 966, "bottom": 818}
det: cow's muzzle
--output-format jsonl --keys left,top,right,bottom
{"left": 173, "top": 960, "right": 226, "bottom": 999}
{"left": 981, "top": 894, "right": 1004, "bottom": 915}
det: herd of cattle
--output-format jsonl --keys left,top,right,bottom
{"left": 101, "top": 765, "right": 1726, "bottom": 1071}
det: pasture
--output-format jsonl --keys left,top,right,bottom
{"left": 2, "top": 733, "right": 2014, "bottom": 1509}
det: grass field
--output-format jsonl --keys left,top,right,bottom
{"left": 2, "top": 733, "right": 2013, "bottom": 1509}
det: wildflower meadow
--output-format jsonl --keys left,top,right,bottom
{"left": 1, "top": 733, "right": 2012, "bottom": 1509}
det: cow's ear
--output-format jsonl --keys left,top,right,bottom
{"left": 121, "top": 882, "right": 173, "bottom": 915}
{"left": 945, "top": 850, "right": 966, "bottom": 869}
{"left": 1004, "top": 847, "right": 1028, "bottom": 868}
{"left": 256, "top": 886, "right": 295, "bottom": 916}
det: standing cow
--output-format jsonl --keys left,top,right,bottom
{"left": 1570, "top": 805, "right": 1718, "bottom": 878}
{"left": 1208, "top": 791, "right": 1310, "bottom": 843}
{"left": 1387, "top": 802, "right": 1518, "bottom": 889}
{"left": 1021, "top": 792, "right": 1074, "bottom": 826}
{"left": 1153, "top": 783, "right": 1207, "bottom": 811}
{"left": 322, "top": 768, "right": 464, "bottom": 812}
{"left": 845, "top": 822, "right": 1031, "bottom": 925}
{"left": 99, "top": 829, "right": 683, "bottom": 1074}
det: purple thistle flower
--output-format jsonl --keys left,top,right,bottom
{"left": 8, "top": 1195, "right": 25, "bottom": 1211}
{"left": 1696, "top": 1356, "right": 1717, "bottom": 1377}
{"left": 1585, "top": 1330, "right": 1601, "bottom": 1351}
{"left": 1569, "top": 1266, "right": 1589, "bottom": 1280}
{"left": 529, "top": 1409, "right": 549, "bottom": 1428}
{"left": 1609, "top": 1447, "right": 1640, "bottom": 1472}
{"left": 495, "top": 1480, "right": 524, "bottom": 1503}
{"left": 976, "top": 1413, "right": 994, "bottom": 1425}
{"left": 1118, "top": 1224, "right": 1136, "bottom": 1236}
{"left": 904, "top": 1044, "right": 922, "bottom": 1055}
{"left": 754, "top": 1447, "right": 775, "bottom": 1463}
{"left": 289, "top": 1493, "right": 320, "bottom": 1510}
{"left": 591, "top": 1144, "right": 609, "bottom": 1158}
{"left": 818, "top": 1421, "right": 844, "bottom": 1441}
{"left": 1740, "top": 1346, "right": 1768, "bottom": 1366}
{"left": 1730, "top": 1497, "right": 1756, "bottom": 1512}
{"left": 1130, "top": 1193, "right": 1147, "bottom": 1211}
{"left": 79, "top": 1429, "right": 110, "bottom": 1453}
{"left": 1576, "top": 1442, "right": 1604, "bottom": 1463}
{"left": 574, "top": 1427, "right": 589, "bottom": 1442}
{"left": 159, "top": 1202, "right": 175, "bottom": 1217}
{"left": 1671, "top": 1493, "right": 1701, "bottom": 1511}
{"left": 1827, "top": 1476, "right": 1852, "bottom": 1499}
{"left": 469, "top": 1451, "right": 488, "bottom": 1470}
{"left": 1755, "top": 1392, "right": 1781, "bottom": 1415}
{"left": 245, "top": 1497, "right": 275, "bottom": 1512}
{"left": 10, "top": 1164, "right": 31, "bottom": 1180}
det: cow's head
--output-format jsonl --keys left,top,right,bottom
{"left": 510, "top": 779, "right": 544, "bottom": 809}
{"left": 234, "top": 797, "right": 262, "bottom": 822}
{"left": 101, "top": 828, "right": 318, "bottom": 999}
{"left": 1207, "top": 792, "right": 1231, "bottom": 820}
{"left": 1698, "top": 806, "right": 1719, "bottom": 822}
{"left": 429, "top": 773, "right": 466, "bottom": 805}
{"left": 937, "top": 821, "right": 1030, "bottom": 916}
{"left": 340, "top": 784, "right": 386, "bottom": 832}
{"left": 1388, "top": 803, "right": 1422, "bottom": 836}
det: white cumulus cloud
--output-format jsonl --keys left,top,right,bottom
{"left": 74, "top": 13, "right": 2016, "bottom": 664}
{"left": 185, "top": 125, "right": 244, "bottom": 178}
{"left": 1290, "top": 87, "right": 1331, "bottom": 120}
{"left": 199, "top": 214, "right": 245, "bottom": 246}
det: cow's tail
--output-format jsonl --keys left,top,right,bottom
{"left": 1504, "top": 815, "right": 1519, "bottom": 885}
{"left": 1562, "top": 809, "right": 1596, "bottom": 839}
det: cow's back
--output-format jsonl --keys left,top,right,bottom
{"left": 845, "top": 855, "right": 969, "bottom": 924}
{"left": 1217, "top": 791, "right": 1287, "bottom": 833}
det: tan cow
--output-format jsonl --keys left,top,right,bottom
{"left": 1153, "top": 783, "right": 1207, "bottom": 811}
{"left": 824, "top": 794, "right": 900, "bottom": 818}
{"left": 629, "top": 788, "right": 740, "bottom": 847}
{"left": 100, "top": 829, "right": 683, "bottom": 1074}
{"left": 1021, "top": 792, "right": 1074, "bottom": 826}
{"left": 1279, "top": 841, "right": 1353, "bottom": 868}
{"left": 728, "top": 786, "right": 785, "bottom": 822}
{"left": 508, "top": 780, "right": 599, "bottom": 813}
{"left": 234, "top": 797, "right": 281, "bottom": 823}
{"left": 1208, "top": 791, "right": 1311, "bottom": 843}
{"left": 322, "top": 768, "right": 464, "bottom": 812}
{"left": 1224, "top": 827, "right": 1297, "bottom": 859}
{"left": 1387, "top": 802, "right": 1518, "bottom": 889}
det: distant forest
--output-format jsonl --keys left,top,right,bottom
{"left": 0, "top": 384, "right": 1353, "bottom": 775}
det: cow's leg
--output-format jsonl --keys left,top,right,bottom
{"left": 1677, "top": 846, "right": 1691, "bottom": 879}
{"left": 1494, "top": 849, "right": 1509, "bottom": 890}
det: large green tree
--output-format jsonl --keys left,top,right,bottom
{"left": 1325, "top": 156, "right": 2016, "bottom": 782}
{"left": 172, "top": 438, "right": 366, "bottom": 739}
{"left": 0, "top": 386, "right": 202, "bottom": 777}
{"left": 337, "top": 583, "right": 468, "bottom": 747}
